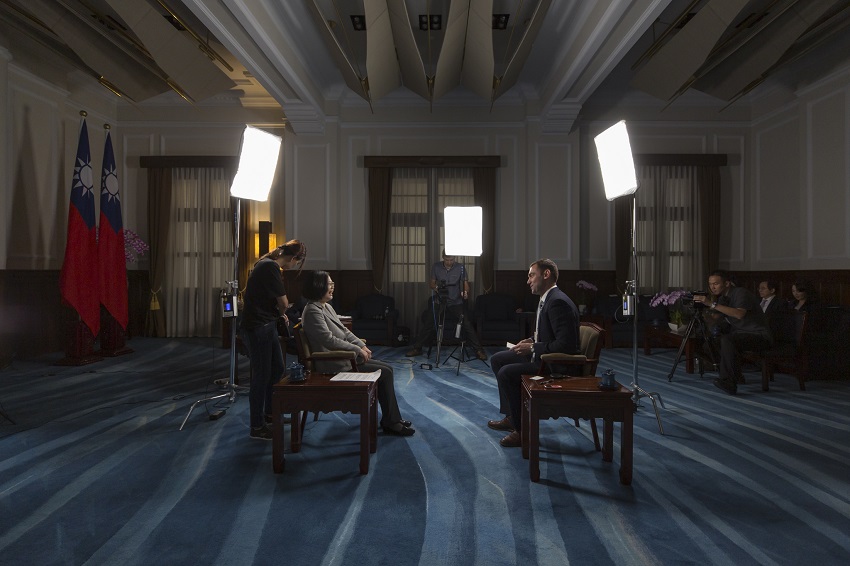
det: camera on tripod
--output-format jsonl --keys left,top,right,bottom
{"left": 435, "top": 279, "right": 450, "bottom": 303}
{"left": 682, "top": 290, "right": 709, "bottom": 309}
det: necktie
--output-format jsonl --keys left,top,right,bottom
{"left": 760, "top": 298, "right": 768, "bottom": 311}
{"left": 532, "top": 301, "right": 543, "bottom": 362}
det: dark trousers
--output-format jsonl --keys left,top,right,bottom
{"left": 490, "top": 350, "right": 538, "bottom": 432}
{"left": 242, "top": 320, "right": 285, "bottom": 429}
{"left": 359, "top": 359, "right": 403, "bottom": 426}
{"left": 719, "top": 331, "right": 771, "bottom": 384}
{"left": 411, "top": 303, "right": 482, "bottom": 351}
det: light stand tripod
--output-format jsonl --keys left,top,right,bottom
{"left": 180, "top": 199, "right": 244, "bottom": 430}
{"left": 625, "top": 195, "right": 665, "bottom": 434}
{"left": 421, "top": 292, "right": 449, "bottom": 370}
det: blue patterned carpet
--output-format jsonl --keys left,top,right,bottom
{"left": 1, "top": 338, "right": 848, "bottom": 565}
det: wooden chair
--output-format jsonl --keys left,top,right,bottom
{"left": 291, "top": 322, "right": 360, "bottom": 430}
{"left": 536, "top": 322, "right": 606, "bottom": 451}
{"left": 745, "top": 311, "right": 809, "bottom": 391}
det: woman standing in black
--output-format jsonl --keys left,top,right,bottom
{"left": 240, "top": 239, "right": 306, "bottom": 440}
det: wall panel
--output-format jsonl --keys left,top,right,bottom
{"left": 756, "top": 117, "right": 800, "bottom": 263}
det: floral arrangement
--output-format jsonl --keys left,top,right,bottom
{"left": 123, "top": 229, "right": 150, "bottom": 263}
{"left": 650, "top": 289, "right": 689, "bottom": 326}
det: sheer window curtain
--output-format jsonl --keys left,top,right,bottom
{"left": 165, "top": 167, "right": 234, "bottom": 337}
{"left": 634, "top": 165, "right": 710, "bottom": 291}
{"left": 387, "top": 168, "right": 477, "bottom": 334}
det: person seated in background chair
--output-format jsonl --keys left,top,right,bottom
{"left": 694, "top": 270, "right": 771, "bottom": 395}
{"left": 486, "top": 259, "right": 580, "bottom": 447}
{"left": 301, "top": 271, "right": 414, "bottom": 437}
{"left": 791, "top": 279, "right": 818, "bottom": 312}
{"left": 759, "top": 280, "right": 790, "bottom": 343}
{"left": 405, "top": 250, "right": 487, "bottom": 361}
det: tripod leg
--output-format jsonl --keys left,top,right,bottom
{"left": 667, "top": 318, "right": 698, "bottom": 382}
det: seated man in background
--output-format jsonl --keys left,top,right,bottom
{"left": 694, "top": 270, "right": 772, "bottom": 395}
{"left": 486, "top": 259, "right": 580, "bottom": 447}
{"left": 758, "top": 279, "right": 790, "bottom": 343}
{"left": 405, "top": 250, "right": 487, "bottom": 361}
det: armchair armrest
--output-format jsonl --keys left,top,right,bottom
{"left": 538, "top": 353, "right": 596, "bottom": 377}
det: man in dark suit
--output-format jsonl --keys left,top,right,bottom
{"left": 486, "top": 258, "right": 580, "bottom": 447}
{"left": 759, "top": 280, "right": 790, "bottom": 343}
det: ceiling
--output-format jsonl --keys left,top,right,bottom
{"left": 2, "top": 0, "right": 849, "bottom": 134}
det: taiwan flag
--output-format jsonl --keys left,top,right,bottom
{"left": 97, "top": 129, "right": 128, "bottom": 330}
{"left": 59, "top": 118, "right": 100, "bottom": 337}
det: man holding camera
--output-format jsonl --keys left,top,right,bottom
{"left": 694, "top": 270, "right": 772, "bottom": 395}
{"left": 405, "top": 250, "right": 487, "bottom": 361}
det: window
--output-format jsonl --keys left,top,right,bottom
{"left": 165, "top": 167, "right": 234, "bottom": 337}
{"left": 388, "top": 167, "right": 476, "bottom": 331}
{"left": 635, "top": 166, "right": 703, "bottom": 292}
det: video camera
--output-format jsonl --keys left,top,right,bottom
{"left": 435, "top": 279, "right": 451, "bottom": 302}
{"left": 683, "top": 291, "right": 709, "bottom": 309}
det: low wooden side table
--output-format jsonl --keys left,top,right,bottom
{"left": 644, "top": 325, "right": 696, "bottom": 374}
{"left": 271, "top": 373, "right": 378, "bottom": 475}
{"left": 521, "top": 375, "right": 634, "bottom": 485}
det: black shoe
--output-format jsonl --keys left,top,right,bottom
{"left": 250, "top": 426, "right": 273, "bottom": 440}
{"left": 265, "top": 414, "right": 292, "bottom": 425}
{"left": 713, "top": 378, "right": 737, "bottom": 395}
{"left": 400, "top": 419, "right": 412, "bottom": 427}
{"left": 382, "top": 424, "right": 416, "bottom": 436}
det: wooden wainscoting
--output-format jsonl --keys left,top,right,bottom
{"left": 0, "top": 269, "right": 150, "bottom": 359}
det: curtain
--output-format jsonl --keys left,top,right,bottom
{"left": 165, "top": 167, "right": 233, "bottom": 337}
{"left": 368, "top": 167, "right": 392, "bottom": 292}
{"left": 145, "top": 168, "right": 170, "bottom": 336}
{"left": 697, "top": 166, "right": 721, "bottom": 280}
{"left": 631, "top": 165, "right": 718, "bottom": 291}
{"left": 473, "top": 167, "right": 496, "bottom": 293}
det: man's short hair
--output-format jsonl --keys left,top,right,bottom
{"left": 709, "top": 269, "right": 731, "bottom": 283}
{"left": 531, "top": 258, "right": 559, "bottom": 282}
{"left": 761, "top": 280, "right": 778, "bottom": 292}
{"left": 441, "top": 249, "right": 455, "bottom": 260}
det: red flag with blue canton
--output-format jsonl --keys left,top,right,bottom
{"left": 97, "top": 129, "right": 128, "bottom": 330}
{"left": 59, "top": 118, "right": 100, "bottom": 337}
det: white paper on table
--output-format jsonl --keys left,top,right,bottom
{"left": 330, "top": 369, "right": 381, "bottom": 382}
{"left": 506, "top": 342, "right": 516, "bottom": 349}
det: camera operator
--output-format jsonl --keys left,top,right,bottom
{"left": 405, "top": 250, "right": 487, "bottom": 361}
{"left": 693, "top": 270, "right": 771, "bottom": 395}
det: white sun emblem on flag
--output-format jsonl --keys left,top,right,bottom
{"left": 73, "top": 157, "right": 94, "bottom": 198}
{"left": 101, "top": 163, "right": 120, "bottom": 203}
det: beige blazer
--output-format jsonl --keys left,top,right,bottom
{"left": 301, "top": 301, "right": 365, "bottom": 373}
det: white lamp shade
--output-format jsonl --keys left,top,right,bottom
{"left": 594, "top": 120, "right": 638, "bottom": 201}
{"left": 230, "top": 126, "right": 282, "bottom": 202}
{"left": 444, "top": 206, "right": 483, "bottom": 257}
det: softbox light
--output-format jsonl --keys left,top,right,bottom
{"left": 594, "top": 120, "right": 638, "bottom": 201}
{"left": 230, "top": 126, "right": 282, "bottom": 202}
{"left": 444, "top": 206, "right": 482, "bottom": 257}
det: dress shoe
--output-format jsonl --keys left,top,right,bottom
{"left": 499, "top": 431, "right": 522, "bottom": 447}
{"left": 476, "top": 350, "right": 488, "bottom": 361}
{"left": 382, "top": 424, "right": 415, "bottom": 436}
{"left": 487, "top": 416, "right": 515, "bottom": 432}
{"left": 405, "top": 348, "right": 422, "bottom": 357}
{"left": 713, "top": 378, "right": 737, "bottom": 395}
{"left": 400, "top": 419, "right": 412, "bottom": 427}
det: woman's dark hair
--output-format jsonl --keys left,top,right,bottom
{"left": 792, "top": 279, "right": 816, "bottom": 300}
{"left": 260, "top": 239, "right": 307, "bottom": 274}
{"left": 302, "top": 270, "right": 330, "bottom": 301}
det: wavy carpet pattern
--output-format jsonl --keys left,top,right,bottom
{"left": 1, "top": 338, "right": 848, "bottom": 565}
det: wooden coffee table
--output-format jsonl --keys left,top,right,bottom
{"left": 644, "top": 325, "right": 696, "bottom": 374}
{"left": 271, "top": 373, "right": 378, "bottom": 474}
{"left": 521, "top": 375, "right": 634, "bottom": 485}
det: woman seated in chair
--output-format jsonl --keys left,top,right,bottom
{"left": 301, "top": 271, "right": 414, "bottom": 436}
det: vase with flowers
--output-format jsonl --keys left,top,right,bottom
{"left": 650, "top": 289, "right": 689, "bottom": 332}
{"left": 123, "top": 229, "right": 150, "bottom": 263}
{"left": 576, "top": 280, "right": 598, "bottom": 315}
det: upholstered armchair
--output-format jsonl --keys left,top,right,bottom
{"left": 350, "top": 293, "right": 398, "bottom": 345}
{"left": 473, "top": 293, "right": 520, "bottom": 345}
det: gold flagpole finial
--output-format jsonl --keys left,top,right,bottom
{"left": 104, "top": 124, "right": 111, "bottom": 130}
{"left": 79, "top": 110, "right": 87, "bottom": 117}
